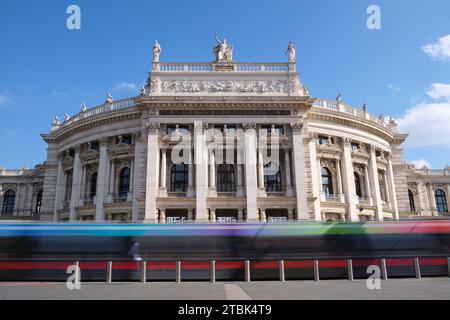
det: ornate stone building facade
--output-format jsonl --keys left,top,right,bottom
{"left": 1, "top": 39, "right": 449, "bottom": 222}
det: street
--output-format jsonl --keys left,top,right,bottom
{"left": 0, "top": 278, "right": 449, "bottom": 300}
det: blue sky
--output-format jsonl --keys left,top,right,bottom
{"left": 1, "top": 0, "right": 450, "bottom": 169}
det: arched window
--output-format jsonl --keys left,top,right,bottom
{"left": 435, "top": 189, "right": 448, "bottom": 213}
{"left": 2, "top": 190, "right": 16, "bottom": 214}
{"left": 170, "top": 164, "right": 188, "bottom": 192}
{"left": 90, "top": 172, "right": 97, "bottom": 198}
{"left": 264, "top": 163, "right": 282, "bottom": 192}
{"left": 217, "top": 164, "right": 236, "bottom": 192}
{"left": 354, "top": 172, "right": 362, "bottom": 198}
{"left": 118, "top": 167, "right": 131, "bottom": 197}
{"left": 321, "top": 167, "right": 333, "bottom": 195}
{"left": 35, "top": 190, "right": 43, "bottom": 214}
{"left": 408, "top": 189, "right": 416, "bottom": 212}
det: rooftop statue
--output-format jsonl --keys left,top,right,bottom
{"left": 286, "top": 41, "right": 296, "bottom": 63}
{"left": 213, "top": 34, "right": 233, "bottom": 62}
{"left": 153, "top": 40, "right": 161, "bottom": 63}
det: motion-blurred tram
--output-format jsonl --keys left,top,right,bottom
{"left": 0, "top": 220, "right": 449, "bottom": 281}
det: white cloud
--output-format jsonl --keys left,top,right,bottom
{"left": 387, "top": 83, "right": 400, "bottom": 96}
{"left": 0, "top": 89, "right": 12, "bottom": 105}
{"left": 409, "top": 159, "right": 430, "bottom": 169}
{"left": 112, "top": 82, "right": 137, "bottom": 92}
{"left": 426, "top": 83, "right": 450, "bottom": 102}
{"left": 422, "top": 34, "right": 450, "bottom": 61}
{"left": 52, "top": 91, "right": 69, "bottom": 98}
{"left": 396, "top": 83, "right": 450, "bottom": 147}
{"left": 396, "top": 101, "right": 450, "bottom": 147}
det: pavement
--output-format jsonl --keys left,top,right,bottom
{"left": 0, "top": 278, "right": 449, "bottom": 300}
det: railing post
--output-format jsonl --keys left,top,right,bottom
{"left": 279, "top": 260, "right": 285, "bottom": 282}
{"left": 141, "top": 261, "right": 147, "bottom": 283}
{"left": 380, "top": 258, "right": 388, "bottom": 280}
{"left": 74, "top": 261, "right": 80, "bottom": 285}
{"left": 210, "top": 260, "right": 216, "bottom": 283}
{"left": 106, "top": 261, "right": 113, "bottom": 283}
{"left": 313, "top": 260, "right": 320, "bottom": 282}
{"left": 244, "top": 260, "right": 251, "bottom": 283}
{"left": 347, "top": 259, "right": 354, "bottom": 281}
{"left": 176, "top": 261, "right": 181, "bottom": 283}
{"left": 414, "top": 258, "right": 421, "bottom": 279}
{"left": 447, "top": 257, "right": 450, "bottom": 277}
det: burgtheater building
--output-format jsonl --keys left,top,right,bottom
{"left": 1, "top": 38, "right": 449, "bottom": 223}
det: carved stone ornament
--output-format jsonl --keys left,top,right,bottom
{"left": 242, "top": 123, "right": 257, "bottom": 131}
{"left": 290, "top": 122, "right": 303, "bottom": 133}
{"left": 156, "top": 79, "right": 301, "bottom": 94}
{"left": 146, "top": 122, "right": 160, "bottom": 134}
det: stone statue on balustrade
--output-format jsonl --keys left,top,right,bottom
{"left": 286, "top": 41, "right": 296, "bottom": 63}
{"left": 213, "top": 34, "right": 233, "bottom": 62}
{"left": 153, "top": 40, "right": 161, "bottom": 63}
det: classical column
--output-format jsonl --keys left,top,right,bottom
{"left": 187, "top": 157, "right": 194, "bottom": 197}
{"left": 209, "top": 148, "right": 216, "bottom": 189}
{"left": 260, "top": 208, "right": 266, "bottom": 222}
{"left": 188, "top": 208, "right": 194, "bottom": 221}
{"left": 284, "top": 149, "right": 293, "bottom": 196}
{"left": 386, "top": 155, "right": 399, "bottom": 220}
{"left": 40, "top": 142, "right": 59, "bottom": 220}
{"left": 335, "top": 158, "right": 344, "bottom": 202}
{"left": 132, "top": 135, "right": 142, "bottom": 222}
{"left": 368, "top": 146, "right": 383, "bottom": 221}
{"left": 427, "top": 183, "right": 437, "bottom": 215}
{"left": 109, "top": 160, "right": 116, "bottom": 197}
{"left": 341, "top": 138, "right": 358, "bottom": 222}
{"left": 95, "top": 138, "right": 109, "bottom": 222}
{"left": 237, "top": 208, "right": 244, "bottom": 221}
{"left": 257, "top": 146, "right": 265, "bottom": 190}
{"left": 129, "top": 159, "right": 134, "bottom": 193}
{"left": 53, "top": 155, "right": 64, "bottom": 221}
{"left": 383, "top": 171, "right": 390, "bottom": 206}
{"left": 159, "top": 208, "right": 166, "bottom": 223}
{"left": 416, "top": 182, "right": 424, "bottom": 213}
{"left": 194, "top": 121, "right": 208, "bottom": 221}
{"left": 209, "top": 208, "right": 216, "bottom": 222}
{"left": 160, "top": 148, "right": 167, "bottom": 189}
{"left": 288, "top": 208, "right": 295, "bottom": 220}
{"left": 13, "top": 184, "right": 21, "bottom": 216}
{"left": 307, "top": 134, "right": 321, "bottom": 221}
{"left": 236, "top": 146, "right": 244, "bottom": 197}
{"left": 244, "top": 123, "right": 258, "bottom": 220}
{"left": 80, "top": 165, "right": 87, "bottom": 202}
{"left": 144, "top": 122, "right": 160, "bottom": 223}
{"left": 291, "top": 123, "right": 308, "bottom": 220}
{"left": 69, "top": 146, "right": 82, "bottom": 221}
{"left": 364, "top": 165, "right": 373, "bottom": 205}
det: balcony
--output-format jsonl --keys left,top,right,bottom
{"left": 324, "top": 194, "right": 340, "bottom": 202}
{"left": 81, "top": 197, "right": 94, "bottom": 205}
{"left": 167, "top": 192, "right": 187, "bottom": 197}
{"left": 358, "top": 197, "right": 370, "bottom": 205}
{"left": 217, "top": 192, "right": 236, "bottom": 198}
{"left": 113, "top": 195, "right": 128, "bottom": 203}
{"left": 266, "top": 191, "right": 286, "bottom": 197}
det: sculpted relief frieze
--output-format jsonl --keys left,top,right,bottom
{"left": 149, "top": 78, "right": 303, "bottom": 95}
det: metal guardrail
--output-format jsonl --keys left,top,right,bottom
{"left": 65, "top": 255, "right": 450, "bottom": 284}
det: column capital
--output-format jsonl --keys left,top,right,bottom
{"left": 341, "top": 137, "right": 352, "bottom": 148}
{"left": 242, "top": 123, "right": 257, "bottom": 131}
{"left": 146, "top": 122, "right": 160, "bottom": 134}
{"left": 290, "top": 122, "right": 303, "bottom": 133}
{"left": 99, "top": 137, "right": 109, "bottom": 146}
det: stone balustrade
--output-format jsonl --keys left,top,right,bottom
{"left": 155, "top": 62, "right": 291, "bottom": 73}
{"left": 312, "top": 98, "right": 396, "bottom": 132}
